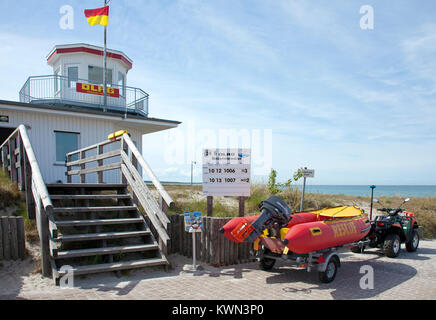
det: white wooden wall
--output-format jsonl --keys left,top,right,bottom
{"left": 0, "top": 107, "right": 143, "bottom": 184}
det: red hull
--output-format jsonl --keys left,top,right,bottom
{"left": 221, "top": 210, "right": 370, "bottom": 253}
{"left": 283, "top": 217, "right": 371, "bottom": 253}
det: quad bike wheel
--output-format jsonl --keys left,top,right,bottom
{"left": 406, "top": 229, "right": 419, "bottom": 252}
{"left": 318, "top": 255, "right": 339, "bottom": 283}
{"left": 383, "top": 233, "right": 401, "bottom": 258}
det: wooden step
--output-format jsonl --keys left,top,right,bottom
{"left": 50, "top": 194, "right": 131, "bottom": 200}
{"left": 53, "top": 205, "right": 137, "bottom": 213}
{"left": 47, "top": 183, "right": 127, "bottom": 189}
{"left": 55, "top": 217, "right": 143, "bottom": 227}
{"left": 57, "top": 257, "right": 168, "bottom": 276}
{"left": 54, "top": 243, "right": 159, "bottom": 259}
{"left": 56, "top": 230, "right": 151, "bottom": 242}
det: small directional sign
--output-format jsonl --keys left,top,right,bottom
{"left": 302, "top": 169, "right": 315, "bottom": 178}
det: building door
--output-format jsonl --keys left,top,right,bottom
{"left": 0, "top": 126, "right": 16, "bottom": 146}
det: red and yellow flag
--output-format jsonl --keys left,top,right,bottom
{"left": 84, "top": 6, "right": 109, "bottom": 26}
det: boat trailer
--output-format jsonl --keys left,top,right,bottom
{"left": 255, "top": 238, "right": 370, "bottom": 283}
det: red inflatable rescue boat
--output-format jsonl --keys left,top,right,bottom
{"left": 221, "top": 197, "right": 371, "bottom": 254}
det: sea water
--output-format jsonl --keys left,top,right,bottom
{"left": 296, "top": 185, "right": 436, "bottom": 197}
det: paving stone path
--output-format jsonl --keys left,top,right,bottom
{"left": 1, "top": 240, "right": 435, "bottom": 300}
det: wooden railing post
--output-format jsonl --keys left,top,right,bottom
{"left": 97, "top": 144, "right": 104, "bottom": 183}
{"left": 80, "top": 150, "right": 86, "bottom": 183}
{"left": 120, "top": 138, "right": 128, "bottom": 184}
{"left": 8, "top": 139, "right": 16, "bottom": 181}
{"left": 40, "top": 204, "right": 52, "bottom": 277}
{"left": 1, "top": 145, "right": 9, "bottom": 172}
{"left": 23, "top": 153, "right": 35, "bottom": 220}
{"left": 160, "top": 195, "right": 168, "bottom": 216}
{"left": 66, "top": 154, "right": 72, "bottom": 183}
{"left": 159, "top": 195, "right": 169, "bottom": 257}
{"left": 19, "top": 135, "right": 26, "bottom": 191}
{"left": 0, "top": 146, "right": 3, "bottom": 169}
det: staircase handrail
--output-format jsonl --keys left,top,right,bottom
{"left": 0, "top": 124, "right": 54, "bottom": 277}
{"left": 121, "top": 133, "right": 174, "bottom": 207}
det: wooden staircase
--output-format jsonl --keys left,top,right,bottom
{"left": 47, "top": 183, "right": 167, "bottom": 282}
{"left": 0, "top": 125, "right": 174, "bottom": 284}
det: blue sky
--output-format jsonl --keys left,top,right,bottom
{"left": 0, "top": 0, "right": 435, "bottom": 185}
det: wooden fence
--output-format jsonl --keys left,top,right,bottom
{"left": 0, "top": 216, "right": 26, "bottom": 260}
{"left": 165, "top": 215, "right": 255, "bottom": 267}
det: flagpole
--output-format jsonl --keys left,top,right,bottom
{"left": 103, "top": 0, "right": 108, "bottom": 110}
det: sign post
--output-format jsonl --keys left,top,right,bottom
{"left": 184, "top": 211, "right": 203, "bottom": 271}
{"left": 299, "top": 167, "right": 315, "bottom": 212}
{"left": 369, "top": 185, "right": 376, "bottom": 221}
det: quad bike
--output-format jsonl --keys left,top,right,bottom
{"left": 351, "top": 198, "right": 420, "bottom": 257}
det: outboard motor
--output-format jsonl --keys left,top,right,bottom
{"left": 244, "top": 196, "right": 293, "bottom": 242}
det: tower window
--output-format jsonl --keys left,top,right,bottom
{"left": 55, "top": 131, "right": 79, "bottom": 162}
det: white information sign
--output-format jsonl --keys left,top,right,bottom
{"left": 302, "top": 169, "right": 315, "bottom": 178}
{"left": 202, "top": 148, "right": 251, "bottom": 196}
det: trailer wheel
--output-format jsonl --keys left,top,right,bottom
{"left": 318, "top": 255, "right": 339, "bottom": 283}
{"left": 258, "top": 257, "right": 276, "bottom": 271}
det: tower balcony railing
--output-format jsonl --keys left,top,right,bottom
{"left": 19, "top": 75, "right": 149, "bottom": 117}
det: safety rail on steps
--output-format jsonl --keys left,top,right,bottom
{"left": 65, "top": 133, "right": 174, "bottom": 255}
{"left": 0, "top": 124, "right": 55, "bottom": 277}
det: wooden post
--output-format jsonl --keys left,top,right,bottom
{"left": 1, "top": 145, "right": 8, "bottom": 172}
{"left": 159, "top": 195, "right": 169, "bottom": 257}
{"left": 9, "top": 217, "right": 18, "bottom": 260}
{"left": 224, "top": 219, "right": 230, "bottom": 266}
{"left": 40, "top": 206, "right": 52, "bottom": 277}
{"left": 207, "top": 196, "right": 213, "bottom": 217}
{"left": 66, "top": 154, "right": 72, "bottom": 183}
{"left": 201, "top": 216, "right": 207, "bottom": 262}
{"left": 97, "top": 145, "right": 104, "bottom": 183}
{"left": 0, "top": 219, "right": 3, "bottom": 260}
{"left": 238, "top": 196, "right": 245, "bottom": 217}
{"left": 233, "top": 228, "right": 239, "bottom": 264}
{"left": 16, "top": 216, "right": 25, "bottom": 260}
{"left": 23, "top": 153, "right": 35, "bottom": 220}
{"left": 160, "top": 196, "right": 169, "bottom": 216}
{"left": 1, "top": 217, "right": 11, "bottom": 260}
{"left": 80, "top": 150, "right": 86, "bottom": 183}
{"left": 19, "top": 136, "right": 26, "bottom": 191}
{"left": 178, "top": 215, "right": 183, "bottom": 256}
{"left": 9, "top": 138, "right": 17, "bottom": 182}
{"left": 0, "top": 146, "right": 3, "bottom": 169}
{"left": 121, "top": 139, "right": 128, "bottom": 184}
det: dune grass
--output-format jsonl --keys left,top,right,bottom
{"left": 0, "top": 169, "right": 22, "bottom": 208}
{"left": 0, "top": 169, "right": 39, "bottom": 242}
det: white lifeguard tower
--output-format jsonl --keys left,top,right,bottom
{"left": 0, "top": 43, "right": 180, "bottom": 183}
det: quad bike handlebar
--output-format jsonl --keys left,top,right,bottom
{"left": 377, "top": 208, "right": 402, "bottom": 215}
